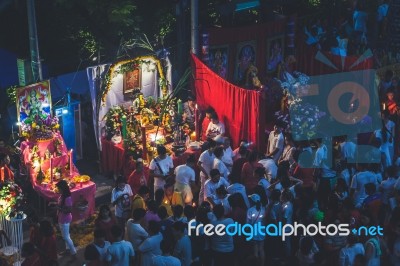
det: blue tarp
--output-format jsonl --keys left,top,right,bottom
{"left": 49, "top": 70, "right": 90, "bottom": 100}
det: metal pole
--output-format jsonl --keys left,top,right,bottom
{"left": 27, "top": 0, "right": 43, "bottom": 82}
{"left": 191, "top": 0, "right": 199, "bottom": 55}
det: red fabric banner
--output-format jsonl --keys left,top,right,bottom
{"left": 191, "top": 54, "right": 265, "bottom": 150}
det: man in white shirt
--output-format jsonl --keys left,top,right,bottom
{"left": 106, "top": 225, "right": 135, "bottom": 266}
{"left": 258, "top": 155, "right": 277, "bottom": 181}
{"left": 267, "top": 124, "right": 284, "bottom": 163}
{"left": 204, "top": 169, "right": 230, "bottom": 207}
{"left": 198, "top": 140, "right": 217, "bottom": 204}
{"left": 350, "top": 164, "right": 378, "bottom": 208}
{"left": 152, "top": 240, "right": 181, "bottom": 266}
{"left": 139, "top": 221, "right": 163, "bottom": 266}
{"left": 127, "top": 208, "right": 148, "bottom": 253}
{"left": 221, "top": 137, "right": 234, "bottom": 171}
{"left": 172, "top": 221, "right": 192, "bottom": 266}
{"left": 339, "top": 136, "right": 357, "bottom": 163}
{"left": 227, "top": 175, "right": 250, "bottom": 208}
{"left": 149, "top": 145, "right": 174, "bottom": 195}
{"left": 174, "top": 156, "right": 196, "bottom": 205}
{"left": 206, "top": 113, "right": 225, "bottom": 140}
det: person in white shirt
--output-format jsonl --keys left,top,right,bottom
{"left": 127, "top": 208, "right": 149, "bottom": 254}
{"left": 172, "top": 221, "right": 192, "bottom": 266}
{"left": 382, "top": 110, "right": 395, "bottom": 162}
{"left": 339, "top": 234, "right": 365, "bottom": 266}
{"left": 139, "top": 221, "right": 163, "bottom": 266}
{"left": 267, "top": 124, "right": 284, "bottom": 163}
{"left": 258, "top": 155, "right": 277, "bottom": 181}
{"left": 214, "top": 186, "right": 231, "bottom": 215}
{"left": 374, "top": 126, "right": 392, "bottom": 167}
{"left": 204, "top": 169, "right": 230, "bottom": 208}
{"left": 174, "top": 156, "right": 196, "bottom": 205}
{"left": 380, "top": 165, "right": 398, "bottom": 216}
{"left": 350, "top": 164, "right": 378, "bottom": 208}
{"left": 254, "top": 167, "right": 271, "bottom": 198}
{"left": 152, "top": 240, "right": 181, "bottom": 266}
{"left": 206, "top": 113, "right": 225, "bottom": 140}
{"left": 247, "top": 194, "right": 266, "bottom": 266}
{"left": 198, "top": 140, "right": 217, "bottom": 205}
{"left": 339, "top": 136, "right": 357, "bottom": 163}
{"left": 111, "top": 176, "right": 133, "bottom": 234}
{"left": 221, "top": 137, "right": 234, "bottom": 171}
{"left": 227, "top": 174, "right": 250, "bottom": 208}
{"left": 278, "top": 136, "right": 296, "bottom": 171}
{"left": 210, "top": 204, "right": 234, "bottom": 266}
{"left": 93, "top": 229, "right": 111, "bottom": 262}
{"left": 106, "top": 225, "right": 135, "bottom": 266}
{"left": 149, "top": 145, "right": 174, "bottom": 194}
{"left": 213, "top": 146, "right": 230, "bottom": 180}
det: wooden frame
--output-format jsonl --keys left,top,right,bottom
{"left": 266, "top": 35, "right": 285, "bottom": 73}
{"left": 208, "top": 45, "right": 229, "bottom": 79}
{"left": 123, "top": 67, "right": 142, "bottom": 94}
{"left": 16, "top": 80, "right": 52, "bottom": 124}
{"left": 235, "top": 40, "right": 256, "bottom": 83}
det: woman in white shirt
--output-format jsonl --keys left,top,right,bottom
{"left": 247, "top": 194, "right": 266, "bottom": 266}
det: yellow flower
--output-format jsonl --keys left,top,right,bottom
{"left": 32, "top": 122, "right": 37, "bottom": 128}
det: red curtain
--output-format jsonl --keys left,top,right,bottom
{"left": 191, "top": 54, "right": 265, "bottom": 150}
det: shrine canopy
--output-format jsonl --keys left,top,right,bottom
{"left": 89, "top": 56, "right": 170, "bottom": 150}
{"left": 191, "top": 54, "right": 266, "bottom": 149}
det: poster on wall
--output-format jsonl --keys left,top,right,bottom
{"left": 266, "top": 35, "right": 284, "bottom": 73}
{"left": 123, "top": 67, "right": 142, "bottom": 95}
{"left": 235, "top": 41, "right": 256, "bottom": 83}
{"left": 16, "top": 80, "right": 52, "bottom": 123}
{"left": 208, "top": 46, "right": 229, "bottom": 79}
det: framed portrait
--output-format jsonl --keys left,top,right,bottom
{"left": 208, "top": 46, "right": 229, "bottom": 79}
{"left": 123, "top": 67, "right": 141, "bottom": 94}
{"left": 235, "top": 41, "right": 256, "bottom": 83}
{"left": 16, "top": 80, "right": 52, "bottom": 124}
{"left": 266, "top": 35, "right": 285, "bottom": 73}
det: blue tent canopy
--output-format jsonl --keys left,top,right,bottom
{"left": 50, "top": 70, "right": 90, "bottom": 100}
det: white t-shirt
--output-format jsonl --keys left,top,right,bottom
{"left": 106, "top": 240, "right": 135, "bottom": 266}
{"left": 204, "top": 178, "right": 230, "bottom": 202}
{"left": 377, "top": 4, "right": 389, "bottom": 21}
{"left": 258, "top": 178, "right": 271, "bottom": 198}
{"left": 350, "top": 171, "right": 378, "bottom": 207}
{"left": 214, "top": 195, "right": 231, "bottom": 215}
{"left": 175, "top": 165, "right": 195, "bottom": 185}
{"left": 221, "top": 147, "right": 234, "bottom": 167}
{"left": 152, "top": 255, "right": 181, "bottom": 266}
{"left": 94, "top": 241, "right": 111, "bottom": 261}
{"left": 340, "top": 141, "right": 356, "bottom": 161}
{"left": 247, "top": 206, "right": 267, "bottom": 241}
{"left": 313, "top": 144, "right": 336, "bottom": 178}
{"left": 126, "top": 220, "right": 149, "bottom": 251}
{"left": 149, "top": 156, "right": 174, "bottom": 188}
{"left": 339, "top": 243, "right": 365, "bottom": 266}
{"left": 267, "top": 131, "right": 284, "bottom": 162}
{"left": 198, "top": 150, "right": 215, "bottom": 179}
{"left": 380, "top": 178, "right": 397, "bottom": 204}
{"left": 139, "top": 233, "right": 163, "bottom": 266}
{"left": 173, "top": 235, "right": 192, "bottom": 266}
{"left": 111, "top": 184, "right": 133, "bottom": 218}
{"left": 213, "top": 158, "right": 230, "bottom": 180}
{"left": 281, "top": 202, "right": 293, "bottom": 232}
{"left": 258, "top": 158, "right": 277, "bottom": 180}
{"left": 210, "top": 218, "right": 234, "bottom": 252}
{"left": 206, "top": 121, "right": 225, "bottom": 139}
{"left": 227, "top": 183, "right": 250, "bottom": 208}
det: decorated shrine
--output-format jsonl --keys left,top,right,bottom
{"left": 16, "top": 81, "right": 96, "bottom": 222}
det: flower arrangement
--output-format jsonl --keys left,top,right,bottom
{"left": 21, "top": 113, "right": 59, "bottom": 140}
{"left": 0, "top": 182, "right": 24, "bottom": 218}
{"left": 53, "top": 138, "right": 63, "bottom": 156}
{"left": 104, "top": 106, "right": 128, "bottom": 137}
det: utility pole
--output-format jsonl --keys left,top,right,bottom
{"left": 191, "top": 0, "right": 199, "bottom": 55}
{"left": 27, "top": 0, "right": 42, "bottom": 82}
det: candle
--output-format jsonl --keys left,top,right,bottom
{"left": 0, "top": 167, "right": 4, "bottom": 182}
{"left": 121, "top": 115, "right": 127, "bottom": 143}
{"left": 69, "top": 149, "right": 73, "bottom": 177}
{"left": 383, "top": 103, "right": 386, "bottom": 110}
{"left": 190, "top": 132, "right": 196, "bottom": 141}
{"left": 50, "top": 155, "right": 53, "bottom": 183}
{"left": 177, "top": 99, "right": 183, "bottom": 115}
{"left": 194, "top": 104, "right": 199, "bottom": 141}
{"left": 141, "top": 126, "right": 147, "bottom": 161}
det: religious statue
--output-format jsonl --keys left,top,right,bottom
{"left": 244, "top": 64, "right": 262, "bottom": 90}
